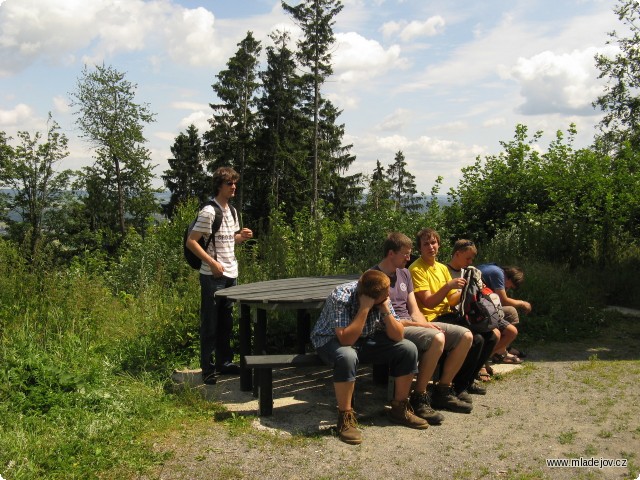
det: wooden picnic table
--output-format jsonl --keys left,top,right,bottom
{"left": 215, "top": 274, "right": 359, "bottom": 391}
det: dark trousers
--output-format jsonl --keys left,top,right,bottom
{"left": 200, "top": 274, "right": 236, "bottom": 375}
{"left": 437, "top": 313, "right": 498, "bottom": 392}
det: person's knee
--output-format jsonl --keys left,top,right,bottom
{"left": 461, "top": 331, "right": 473, "bottom": 349}
{"left": 430, "top": 332, "right": 445, "bottom": 352}
{"left": 335, "top": 347, "right": 359, "bottom": 369}
{"left": 505, "top": 324, "right": 518, "bottom": 341}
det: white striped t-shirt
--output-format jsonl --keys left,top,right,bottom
{"left": 192, "top": 200, "right": 239, "bottom": 278}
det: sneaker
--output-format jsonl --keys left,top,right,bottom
{"left": 410, "top": 391, "right": 445, "bottom": 425}
{"left": 337, "top": 409, "right": 362, "bottom": 445}
{"left": 467, "top": 381, "right": 487, "bottom": 395}
{"left": 388, "top": 399, "right": 429, "bottom": 429}
{"left": 202, "top": 371, "right": 217, "bottom": 385}
{"left": 215, "top": 362, "right": 241, "bottom": 375}
{"left": 431, "top": 384, "right": 473, "bottom": 413}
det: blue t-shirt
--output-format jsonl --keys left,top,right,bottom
{"left": 477, "top": 263, "right": 505, "bottom": 291}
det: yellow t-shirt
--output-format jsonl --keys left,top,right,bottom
{"left": 409, "top": 257, "right": 456, "bottom": 321}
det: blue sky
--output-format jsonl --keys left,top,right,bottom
{"left": 0, "top": 0, "right": 620, "bottom": 194}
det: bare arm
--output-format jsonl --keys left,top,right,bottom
{"left": 186, "top": 230, "right": 224, "bottom": 277}
{"left": 398, "top": 292, "right": 442, "bottom": 329}
{"left": 414, "top": 277, "right": 465, "bottom": 310}
{"left": 335, "top": 294, "right": 375, "bottom": 346}
{"left": 377, "top": 299, "right": 404, "bottom": 342}
{"left": 495, "top": 289, "right": 532, "bottom": 313}
{"left": 234, "top": 228, "right": 253, "bottom": 244}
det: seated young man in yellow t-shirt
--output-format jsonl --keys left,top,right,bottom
{"left": 409, "top": 228, "right": 497, "bottom": 399}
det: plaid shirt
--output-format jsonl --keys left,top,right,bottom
{"left": 310, "top": 281, "right": 397, "bottom": 349}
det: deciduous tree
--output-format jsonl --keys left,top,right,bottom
{"left": 70, "top": 63, "right": 157, "bottom": 238}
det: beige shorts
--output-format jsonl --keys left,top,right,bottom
{"left": 403, "top": 323, "right": 470, "bottom": 353}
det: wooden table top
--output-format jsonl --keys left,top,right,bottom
{"left": 215, "top": 274, "right": 360, "bottom": 310}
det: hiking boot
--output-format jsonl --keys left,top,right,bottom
{"left": 410, "top": 391, "right": 445, "bottom": 425}
{"left": 467, "top": 381, "right": 487, "bottom": 395}
{"left": 388, "top": 399, "right": 429, "bottom": 429}
{"left": 431, "top": 384, "right": 473, "bottom": 413}
{"left": 456, "top": 390, "right": 473, "bottom": 404}
{"left": 337, "top": 409, "right": 362, "bottom": 445}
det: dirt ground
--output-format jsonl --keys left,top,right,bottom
{"left": 148, "top": 310, "right": 640, "bottom": 480}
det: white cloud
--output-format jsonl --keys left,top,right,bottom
{"left": 507, "top": 47, "right": 613, "bottom": 115}
{"left": 177, "top": 110, "right": 210, "bottom": 133}
{"left": 381, "top": 15, "right": 445, "bottom": 42}
{"left": 0, "top": 103, "right": 34, "bottom": 126}
{"left": 333, "top": 32, "right": 406, "bottom": 83}
{"left": 0, "top": 0, "right": 230, "bottom": 76}
{"left": 375, "top": 108, "right": 411, "bottom": 132}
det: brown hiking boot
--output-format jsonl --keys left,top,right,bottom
{"left": 337, "top": 409, "right": 362, "bottom": 445}
{"left": 410, "top": 390, "right": 445, "bottom": 425}
{"left": 431, "top": 384, "right": 473, "bottom": 413}
{"left": 388, "top": 399, "right": 429, "bottom": 429}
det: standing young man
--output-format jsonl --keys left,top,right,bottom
{"left": 372, "top": 232, "right": 473, "bottom": 421}
{"left": 186, "top": 166, "right": 253, "bottom": 385}
{"left": 311, "top": 269, "right": 429, "bottom": 445}
{"left": 409, "top": 228, "right": 497, "bottom": 399}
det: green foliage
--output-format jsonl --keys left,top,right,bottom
{"left": 447, "top": 124, "right": 640, "bottom": 267}
{"left": 70, "top": 63, "right": 158, "bottom": 238}
{"left": 0, "top": 114, "right": 75, "bottom": 263}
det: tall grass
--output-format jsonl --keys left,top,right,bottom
{"left": 1, "top": 202, "right": 637, "bottom": 478}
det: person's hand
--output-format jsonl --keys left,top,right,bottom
{"left": 521, "top": 301, "right": 532, "bottom": 314}
{"left": 424, "top": 322, "right": 443, "bottom": 332}
{"left": 448, "top": 277, "right": 466, "bottom": 290}
{"left": 239, "top": 228, "right": 253, "bottom": 240}
{"left": 376, "top": 296, "right": 391, "bottom": 316}
{"left": 209, "top": 259, "right": 224, "bottom": 277}
{"left": 358, "top": 294, "right": 377, "bottom": 310}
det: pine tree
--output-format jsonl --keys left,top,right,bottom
{"left": 204, "top": 31, "right": 262, "bottom": 214}
{"left": 254, "top": 30, "right": 308, "bottom": 224}
{"left": 282, "top": 0, "right": 346, "bottom": 215}
{"left": 386, "top": 150, "right": 421, "bottom": 212}
{"left": 162, "top": 124, "right": 209, "bottom": 218}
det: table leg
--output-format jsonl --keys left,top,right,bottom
{"left": 239, "top": 303, "right": 252, "bottom": 391}
{"left": 253, "top": 308, "right": 267, "bottom": 397}
{"left": 296, "top": 309, "right": 310, "bottom": 354}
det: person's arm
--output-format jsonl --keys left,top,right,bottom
{"left": 494, "top": 289, "right": 532, "bottom": 313}
{"left": 186, "top": 230, "right": 224, "bottom": 277}
{"left": 377, "top": 299, "right": 404, "bottom": 342}
{"left": 414, "top": 277, "right": 465, "bottom": 310}
{"left": 334, "top": 294, "right": 375, "bottom": 346}
{"left": 399, "top": 292, "right": 442, "bottom": 329}
{"left": 234, "top": 228, "right": 253, "bottom": 244}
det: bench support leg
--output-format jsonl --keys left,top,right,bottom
{"left": 239, "top": 304, "right": 252, "bottom": 391}
{"left": 257, "top": 368, "right": 273, "bottom": 416}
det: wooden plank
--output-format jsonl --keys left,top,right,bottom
{"left": 243, "top": 353, "right": 324, "bottom": 369}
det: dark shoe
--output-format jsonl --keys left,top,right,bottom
{"left": 388, "top": 399, "right": 429, "bottom": 429}
{"left": 431, "top": 384, "right": 473, "bottom": 413}
{"left": 215, "top": 362, "right": 241, "bottom": 375}
{"left": 202, "top": 371, "right": 217, "bottom": 385}
{"left": 456, "top": 390, "right": 473, "bottom": 404}
{"left": 467, "top": 381, "right": 487, "bottom": 395}
{"left": 337, "top": 409, "right": 362, "bottom": 445}
{"left": 410, "top": 391, "right": 444, "bottom": 425}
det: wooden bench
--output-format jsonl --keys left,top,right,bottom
{"left": 243, "top": 353, "right": 391, "bottom": 416}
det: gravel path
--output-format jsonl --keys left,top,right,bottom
{"left": 150, "top": 316, "right": 640, "bottom": 480}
